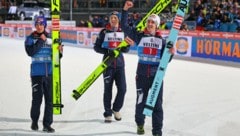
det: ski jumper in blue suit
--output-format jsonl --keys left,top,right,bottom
{"left": 25, "top": 16, "right": 62, "bottom": 131}
{"left": 25, "top": 29, "right": 53, "bottom": 129}
{"left": 121, "top": 9, "right": 173, "bottom": 135}
{"left": 94, "top": 17, "right": 130, "bottom": 121}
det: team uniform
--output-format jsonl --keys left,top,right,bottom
{"left": 94, "top": 19, "right": 130, "bottom": 122}
{"left": 25, "top": 16, "right": 60, "bottom": 133}
{"left": 121, "top": 9, "right": 173, "bottom": 136}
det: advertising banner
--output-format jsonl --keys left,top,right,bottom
{"left": 77, "top": 31, "right": 88, "bottom": 46}
{"left": 0, "top": 23, "right": 239, "bottom": 63}
{"left": 162, "top": 34, "right": 192, "bottom": 57}
{"left": 2, "top": 27, "right": 13, "bottom": 38}
{"left": 60, "top": 29, "right": 77, "bottom": 45}
{"left": 192, "top": 37, "right": 240, "bottom": 62}
{"left": 90, "top": 31, "right": 99, "bottom": 47}
{"left": 17, "top": 27, "right": 25, "bottom": 39}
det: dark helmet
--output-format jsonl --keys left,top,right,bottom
{"left": 34, "top": 16, "right": 47, "bottom": 28}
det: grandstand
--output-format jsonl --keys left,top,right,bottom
{"left": 1, "top": 0, "right": 240, "bottom": 32}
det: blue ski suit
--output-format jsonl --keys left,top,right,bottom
{"left": 94, "top": 24, "right": 130, "bottom": 118}
{"left": 121, "top": 10, "right": 173, "bottom": 135}
{"left": 25, "top": 30, "right": 55, "bottom": 128}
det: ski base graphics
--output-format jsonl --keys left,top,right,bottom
{"left": 51, "top": 0, "right": 63, "bottom": 114}
{"left": 72, "top": 0, "right": 172, "bottom": 101}
{"left": 143, "top": 0, "right": 189, "bottom": 117}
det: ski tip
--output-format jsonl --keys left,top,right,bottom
{"left": 72, "top": 94, "right": 79, "bottom": 100}
{"left": 53, "top": 106, "right": 63, "bottom": 115}
{"left": 143, "top": 109, "right": 153, "bottom": 117}
{"left": 53, "top": 112, "right": 62, "bottom": 115}
{"left": 72, "top": 90, "right": 81, "bottom": 100}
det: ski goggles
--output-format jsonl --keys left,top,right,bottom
{"left": 35, "top": 22, "right": 45, "bottom": 26}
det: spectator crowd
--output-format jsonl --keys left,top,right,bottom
{"left": 187, "top": 0, "right": 240, "bottom": 32}
{"left": 77, "top": 0, "right": 240, "bottom": 33}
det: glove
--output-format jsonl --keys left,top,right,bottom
{"left": 166, "top": 41, "right": 174, "bottom": 48}
{"left": 46, "top": 38, "right": 52, "bottom": 45}
{"left": 107, "top": 50, "right": 116, "bottom": 57}
{"left": 119, "top": 46, "right": 129, "bottom": 52}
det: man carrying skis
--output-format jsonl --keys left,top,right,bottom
{"left": 121, "top": 1, "right": 175, "bottom": 135}
{"left": 25, "top": 16, "right": 63, "bottom": 133}
{"left": 94, "top": 11, "right": 134, "bottom": 123}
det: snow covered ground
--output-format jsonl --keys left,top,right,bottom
{"left": 0, "top": 37, "right": 240, "bottom": 136}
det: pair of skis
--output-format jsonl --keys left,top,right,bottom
{"left": 51, "top": 0, "right": 63, "bottom": 115}
{"left": 71, "top": 0, "right": 172, "bottom": 100}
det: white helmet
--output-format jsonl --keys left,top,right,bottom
{"left": 147, "top": 14, "right": 160, "bottom": 27}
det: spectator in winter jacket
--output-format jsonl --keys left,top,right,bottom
{"left": 94, "top": 11, "right": 134, "bottom": 123}
{"left": 121, "top": 1, "right": 175, "bottom": 136}
{"left": 24, "top": 16, "right": 63, "bottom": 133}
